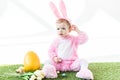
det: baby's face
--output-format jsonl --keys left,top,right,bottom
{"left": 56, "top": 22, "right": 70, "bottom": 37}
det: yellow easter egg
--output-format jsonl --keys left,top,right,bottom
{"left": 24, "top": 51, "right": 41, "bottom": 72}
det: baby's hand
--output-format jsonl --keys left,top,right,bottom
{"left": 71, "top": 25, "right": 81, "bottom": 33}
{"left": 71, "top": 25, "right": 78, "bottom": 31}
{"left": 53, "top": 57, "right": 62, "bottom": 63}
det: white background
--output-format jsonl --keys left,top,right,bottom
{"left": 0, "top": 0, "right": 120, "bottom": 64}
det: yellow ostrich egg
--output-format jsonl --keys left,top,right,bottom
{"left": 24, "top": 51, "right": 41, "bottom": 72}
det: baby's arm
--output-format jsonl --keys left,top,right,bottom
{"left": 71, "top": 25, "right": 88, "bottom": 44}
{"left": 48, "top": 40, "right": 62, "bottom": 63}
{"left": 48, "top": 40, "right": 57, "bottom": 60}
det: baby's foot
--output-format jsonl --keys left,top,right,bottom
{"left": 42, "top": 64, "right": 58, "bottom": 78}
{"left": 76, "top": 69, "right": 94, "bottom": 80}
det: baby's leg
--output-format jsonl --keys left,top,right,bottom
{"left": 70, "top": 59, "right": 90, "bottom": 71}
{"left": 70, "top": 59, "right": 81, "bottom": 71}
{"left": 60, "top": 60, "right": 72, "bottom": 71}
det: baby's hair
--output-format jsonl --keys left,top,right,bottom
{"left": 56, "top": 18, "right": 71, "bottom": 29}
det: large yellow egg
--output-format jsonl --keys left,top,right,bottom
{"left": 24, "top": 51, "right": 41, "bottom": 72}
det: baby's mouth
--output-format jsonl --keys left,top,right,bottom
{"left": 59, "top": 33, "right": 63, "bottom": 35}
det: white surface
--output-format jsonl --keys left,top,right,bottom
{"left": 0, "top": 0, "right": 120, "bottom": 64}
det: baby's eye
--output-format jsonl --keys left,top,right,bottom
{"left": 62, "top": 28, "right": 66, "bottom": 30}
{"left": 57, "top": 28, "right": 60, "bottom": 30}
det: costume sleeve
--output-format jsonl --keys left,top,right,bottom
{"left": 75, "top": 31, "right": 88, "bottom": 45}
{"left": 48, "top": 39, "right": 58, "bottom": 60}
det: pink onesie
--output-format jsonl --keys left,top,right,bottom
{"left": 48, "top": 31, "right": 88, "bottom": 71}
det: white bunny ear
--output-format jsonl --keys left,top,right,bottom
{"left": 59, "top": 0, "right": 67, "bottom": 19}
{"left": 49, "top": 1, "right": 61, "bottom": 18}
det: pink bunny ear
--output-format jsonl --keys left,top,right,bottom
{"left": 59, "top": 0, "right": 67, "bottom": 19}
{"left": 49, "top": 1, "right": 61, "bottom": 18}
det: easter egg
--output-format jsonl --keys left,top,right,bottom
{"left": 61, "top": 73, "right": 66, "bottom": 77}
{"left": 24, "top": 51, "right": 41, "bottom": 72}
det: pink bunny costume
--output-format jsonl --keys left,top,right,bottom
{"left": 48, "top": 31, "right": 87, "bottom": 71}
{"left": 44, "top": 31, "right": 93, "bottom": 79}
{"left": 42, "top": 0, "right": 94, "bottom": 79}
{"left": 43, "top": 32, "right": 93, "bottom": 79}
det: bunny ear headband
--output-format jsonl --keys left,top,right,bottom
{"left": 49, "top": 0, "right": 68, "bottom": 20}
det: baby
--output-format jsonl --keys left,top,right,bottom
{"left": 42, "top": 18, "right": 94, "bottom": 80}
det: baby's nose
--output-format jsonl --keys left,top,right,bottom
{"left": 59, "top": 29, "right": 62, "bottom": 32}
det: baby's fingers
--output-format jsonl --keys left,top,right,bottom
{"left": 71, "top": 25, "right": 77, "bottom": 30}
